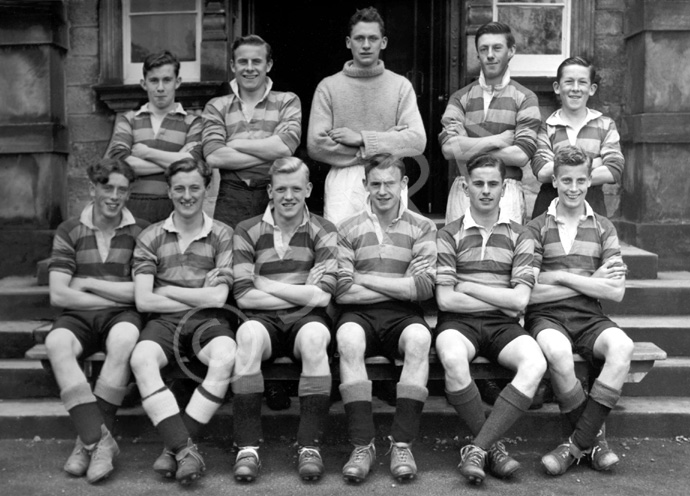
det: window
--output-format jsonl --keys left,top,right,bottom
{"left": 494, "top": 0, "right": 571, "bottom": 77}
{"left": 122, "top": 0, "right": 202, "bottom": 84}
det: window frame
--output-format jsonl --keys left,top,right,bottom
{"left": 493, "top": 0, "right": 572, "bottom": 78}
{"left": 121, "top": 0, "right": 203, "bottom": 84}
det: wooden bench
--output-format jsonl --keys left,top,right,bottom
{"left": 26, "top": 336, "right": 666, "bottom": 385}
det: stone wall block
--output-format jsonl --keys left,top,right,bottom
{"left": 65, "top": 56, "right": 99, "bottom": 85}
{"left": 595, "top": 10, "right": 624, "bottom": 36}
{"left": 67, "top": 0, "right": 98, "bottom": 26}
{"left": 66, "top": 86, "right": 96, "bottom": 115}
{"left": 596, "top": 0, "right": 626, "bottom": 11}
{"left": 69, "top": 27, "right": 98, "bottom": 57}
{"left": 68, "top": 141, "right": 109, "bottom": 171}
{"left": 67, "top": 115, "right": 115, "bottom": 143}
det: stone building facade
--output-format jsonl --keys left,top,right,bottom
{"left": 0, "top": 0, "right": 687, "bottom": 275}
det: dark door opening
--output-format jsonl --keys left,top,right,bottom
{"left": 250, "top": 0, "right": 448, "bottom": 215}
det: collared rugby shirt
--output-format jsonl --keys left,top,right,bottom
{"left": 438, "top": 77, "right": 541, "bottom": 179}
{"left": 336, "top": 203, "right": 437, "bottom": 302}
{"left": 532, "top": 108, "right": 624, "bottom": 183}
{"left": 436, "top": 209, "right": 535, "bottom": 289}
{"left": 233, "top": 206, "right": 338, "bottom": 302}
{"left": 105, "top": 103, "right": 202, "bottom": 196}
{"left": 49, "top": 204, "right": 148, "bottom": 281}
{"left": 133, "top": 212, "right": 233, "bottom": 288}
{"left": 526, "top": 199, "right": 622, "bottom": 278}
{"left": 202, "top": 78, "right": 302, "bottom": 184}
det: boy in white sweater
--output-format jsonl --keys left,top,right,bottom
{"left": 307, "top": 6, "right": 426, "bottom": 225}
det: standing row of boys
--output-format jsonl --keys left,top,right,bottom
{"left": 44, "top": 6, "right": 632, "bottom": 489}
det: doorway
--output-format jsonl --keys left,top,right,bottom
{"left": 248, "top": 0, "right": 450, "bottom": 215}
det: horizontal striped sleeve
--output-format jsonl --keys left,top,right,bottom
{"left": 273, "top": 92, "right": 302, "bottom": 153}
{"left": 439, "top": 89, "right": 469, "bottom": 145}
{"left": 211, "top": 220, "right": 234, "bottom": 287}
{"left": 532, "top": 121, "right": 553, "bottom": 177}
{"left": 104, "top": 112, "right": 135, "bottom": 159}
{"left": 232, "top": 220, "right": 258, "bottom": 300}
{"left": 599, "top": 117, "right": 624, "bottom": 183}
{"left": 201, "top": 96, "right": 230, "bottom": 158}
{"left": 511, "top": 83, "right": 541, "bottom": 158}
{"left": 335, "top": 219, "right": 357, "bottom": 299}
{"left": 436, "top": 221, "right": 461, "bottom": 286}
{"left": 132, "top": 224, "right": 161, "bottom": 277}
{"left": 596, "top": 215, "right": 622, "bottom": 264}
{"left": 311, "top": 216, "right": 338, "bottom": 295}
{"left": 49, "top": 219, "right": 80, "bottom": 275}
{"left": 525, "top": 215, "right": 547, "bottom": 272}
{"left": 511, "top": 227, "right": 536, "bottom": 288}
{"left": 183, "top": 114, "right": 203, "bottom": 161}
{"left": 408, "top": 214, "right": 437, "bottom": 300}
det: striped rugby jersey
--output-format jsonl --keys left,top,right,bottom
{"left": 105, "top": 103, "right": 202, "bottom": 196}
{"left": 233, "top": 206, "right": 338, "bottom": 303}
{"left": 202, "top": 78, "right": 301, "bottom": 183}
{"left": 438, "top": 77, "right": 540, "bottom": 179}
{"left": 336, "top": 202, "right": 437, "bottom": 302}
{"left": 49, "top": 204, "right": 149, "bottom": 282}
{"left": 132, "top": 212, "right": 234, "bottom": 289}
{"left": 436, "top": 209, "right": 535, "bottom": 289}
{"left": 532, "top": 108, "right": 624, "bottom": 183}
{"left": 526, "top": 199, "right": 621, "bottom": 279}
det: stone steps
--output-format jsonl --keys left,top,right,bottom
{"left": 623, "top": 358, "right": 690, "bottom": 397}
{"left": 1, "top": 396, "right": 688, "bottom": 441}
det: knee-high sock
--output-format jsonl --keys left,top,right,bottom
{"left": 141, "top": 386, "right": 188, "bottom": 453}
{"left": 446, "top": 382, "right": 486, "bottom": 437}
{"left": 572, "top": 379, "right": 620, "bottom": 450}
{"left": 474, "top": 383, "right": 532, "bottom": 450}
{"left": 296, "top": 374, "right": 332, "bottom": 447}
{"left": 183, "top": 384, "right": 225, "bottom": 440}
{"left": 231, "top": 373, "right": 264, "bottom": 447}
{"left": 557, "top": 379, "right": 588, "bottom": 429}
{"left": 340, "top": 380, "right": 375, "bottom": 446}
{"left": 61, "top": 382, "right": 104, "bottom": 445}
{"left": 94, "top": 377, "right": 128, "bottom": 433}
{"left": 390, "top": 383, "right": 428, "bottom": 443}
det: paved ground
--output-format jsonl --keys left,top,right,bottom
{"left": 1, "top": 435, "right": 689, "bottom": 496}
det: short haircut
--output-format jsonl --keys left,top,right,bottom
{"left": 466, "top": 153, "right": 506, "bottom": 181}
{"left": 231, "top": 34, "right": 272, "bottom": 63}
{"left": 142, "top": 50, "right": 180, "bottom": 77}
{"left": 475, "top": 21, "right": 515, "bottom": 50}
{"left": 165, "top": 158, "right": 213, "bottom": 187}
{"left": 556, "top": 56, "right": 597, "bottom": 84}
{"left": 87, "top": 157, "right": 135, "bottom": 185}
{"left": 364, "top": 153, "right": 405, "bottom": 181}
{"left": 553, "top": 145, "right": 592, "bottom": 177}
{"left": 269, "top": 157, "right": 310, "bottom": 183}
{"left": 348, "top": 6, "right": 385, "bottom": 36}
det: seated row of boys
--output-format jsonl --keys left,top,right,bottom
{"left": 45, "top": 144, "right": 632, "bottom": 488}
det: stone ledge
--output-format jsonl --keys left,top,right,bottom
{"left": 94, "top": 81, "right": 229, "bottom": 113}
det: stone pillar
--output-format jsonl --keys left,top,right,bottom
{"left": 618, "top": 0, "right": 690, "bottom": 270}
{"left": 0, "top": 1, "right": 68, "bottom": 277}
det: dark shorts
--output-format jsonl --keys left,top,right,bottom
{"left": 126, "top": 193, "right": 173, "bottom": 224}
{"left": 139, "top": 308, "right": 236, "bottom": 363}
{"left": 243, "top": 307, "right": 331, "bottom": 363}
{"left": 336, "top": 301, "right": 431, "bottom": 362}
{"left": 435, "top": 311, "right": 528, "bottom": 363}
{"left": 526, "top": 295, "right": 620, "bottom": 365}
{"left": 214, "top": 178, "right": 269, "bottom": 229}
{"left": 50, "top": 307, "right": 143, "bottom": 358}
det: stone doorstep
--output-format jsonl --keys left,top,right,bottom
{"left": 1, "top": 396, "right": 689, "bottom": 441}
{"left": 0, "top": 320, "right": 46, "bottom": 358}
